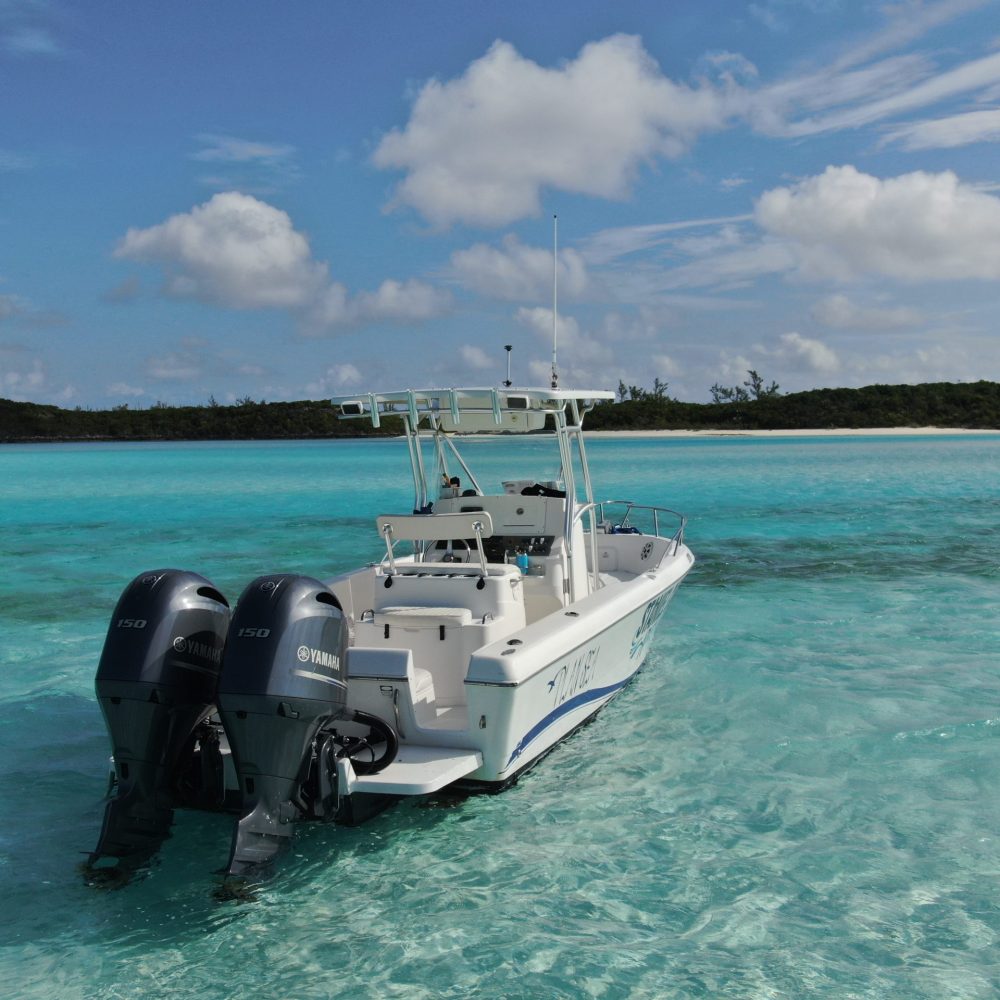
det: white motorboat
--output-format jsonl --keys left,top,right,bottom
{"left": 88, "top": 386, "right": 693, "bottom": 879}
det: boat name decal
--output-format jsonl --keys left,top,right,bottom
{"left": 505, "top": 669, "right": 636, "bottom": 770}
{"left": 547, "top": 646, "right": 600, "bottom": 709}
{"left": 629, "top": 589, "right": 672, "bottom": 660}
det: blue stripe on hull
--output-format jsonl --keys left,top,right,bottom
{"left": 504, "top": 669, "right": 639, "bottom": 769}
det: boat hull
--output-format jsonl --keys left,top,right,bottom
{"left": 339, "top": 542, "right": 694, "bottom": 792}
{"left": 463, "top": 553, "right": 691, "bottom": 784}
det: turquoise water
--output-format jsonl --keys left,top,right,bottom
{"left": 2, "top": 434, "right": 1000, "bottom": 998}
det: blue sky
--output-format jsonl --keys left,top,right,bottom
{"left": 3, "top": 0, "right": 1000, "bottom": 407}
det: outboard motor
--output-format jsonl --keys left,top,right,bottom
{"left": 90, "top": 569, "right": 230, "bottom": 868}
{"left": 217, "top": 575, "right": 356, "bottom": 877}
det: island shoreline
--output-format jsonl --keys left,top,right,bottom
{"left": 583, "top": 427, "right": 1000, "bottom": 439}
{"left": 4, "top": 426, "right": 1000, "bottom": 446}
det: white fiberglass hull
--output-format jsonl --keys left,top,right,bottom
{"left": 459, "top": 545, "right": 691, "bottom": 786}
{"left": 338, "top": 542, "right": 694, "bottom": 793}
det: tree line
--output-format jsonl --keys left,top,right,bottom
{"left": 2, "top": 380, "right": 1000, "bottom": 443}
{"left": 0, "top": 397, "right": 402, "bottom": 442}
{"left": 589, "top": 379, "right": 1000, "bottom": 432}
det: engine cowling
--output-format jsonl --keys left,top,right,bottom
{"left": 216, "top": 574, "right": 350, "bottom": 876}
{"left": 90, "top": 569, "right": 230, "bottom": 866}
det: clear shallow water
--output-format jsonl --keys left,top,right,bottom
{"left": 2, "top": 434, "right": 1000, "bottom": 999}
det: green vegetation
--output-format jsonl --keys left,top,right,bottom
{"left": 0, "top": 397, "right": 403, "bottom": 443}
{"left": 587, "top": 380, "right": 1000, "bottom": 432}
{"left": 709, "top": 369, "right": 781, "bottom": 404}
{"left": 2, "top": 381, "right": 999, "bottom": 443}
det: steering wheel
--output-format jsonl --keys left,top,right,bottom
{"left": 441, "top": 538, "right": 471, "bottom": 563}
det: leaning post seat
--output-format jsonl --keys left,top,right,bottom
{"left": 376, "top": 511, "right": 495, "bottom": 574}
{"left": 359, "top": 511, "right": 528, "bottom": 720}
{"left": 373, "top": 510, "right": 524, "bottom": 620}
{"left": 371, "top": 562, "right": 525, "bottom": 625}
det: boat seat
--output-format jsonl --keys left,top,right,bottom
{"left": 361, "top": 606, "right": 474, "bottom": 707}
{"left": 346, "top": 645, "right": 435, "bottom": 717}
{"left": 374, "top": 606, "right": 473, "bottom": 631}
{"left": 372, "top": 564, "right": 524, "bottom": 625}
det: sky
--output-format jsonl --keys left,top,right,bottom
{"left": 2, "top": 0, "right": 1000, "bottom": 407}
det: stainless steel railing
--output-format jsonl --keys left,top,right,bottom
{"left": 594, "top": 500, "right": 687, "bottom": 555}
{"left": 571, "top": 499, "right": 687, "bottom": 592}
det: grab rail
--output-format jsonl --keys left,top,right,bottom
{"left": 380, "top": 514, "right": 490, "bottom": 577}
{"left": 595, "top": 500, "right": 687, "bottom": 555}
{"left": 571, "top": 501, "right": 602, "bottom": 594}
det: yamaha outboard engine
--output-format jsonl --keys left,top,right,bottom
{"left": 217, "top": 574, "right": 354, "bottom": 877}
{"left": 90, "top": 569, "right": 230, "bottom": 868}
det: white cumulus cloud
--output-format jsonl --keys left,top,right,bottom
{"left": 449, "top": 235, "right": 589, "bottom": 301}
{"left": 771, "top": 332, "right": 840, "bottom": 375}
{"left": 145, "top": 351, "right": 205, "bottom": 381}
{"left": 304, "top": 363, "right": 363, "bottom": 396}
{"left": 515, "top": 306, "right": 614, "bottom": 374}
{"left": 373, "top": 34, "right": 730, "bottom": 227}
{"left": 515, "top": 306, "right": 581, "bottom": 346}
{"left": 116, "top": 192, "right": 328, "bottom": 309}
{"left": 116, "top": 192, "right": 450, "bottom": 329}
{"left": 651, "top": 353, "right": 682, "bottom": 378}
{"left": 460, "top": 345, "right": 494, "bottom": 370}
{"left": 353, "top": 279, "right": 452, "bottom": 321}
{"left": 3, "top": 359, "right": 44, "bottom": 390}
{"left": 756, "top": 165, "right": 1000, "bottom": 282}
{"left": 812, "top": 293, "right": 923, "bottom": 330}
{"left": 714, "top": 330, "right": 841, "bottom": 386}
{"left": 107, "top": 381, "right": 146, "bottom": 398}
{"left": 308, "top": 278, "right": 451, "bottom": 329}
{"left": 0, "top": 355, "right": 65, "bottom": 400}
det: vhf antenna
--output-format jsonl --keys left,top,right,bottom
{"left": 551, "top": 214, "right": 559, "bottom": 390}
{"left": 503, "top": 344, "right": 513, "bottom": 388}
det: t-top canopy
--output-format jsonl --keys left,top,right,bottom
{"left": 332, "top": 387, "right": 615, "bottom": 433}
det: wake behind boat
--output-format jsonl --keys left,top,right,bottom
{"left": 87, "top": 386, "right": 694, "bottom": 881}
